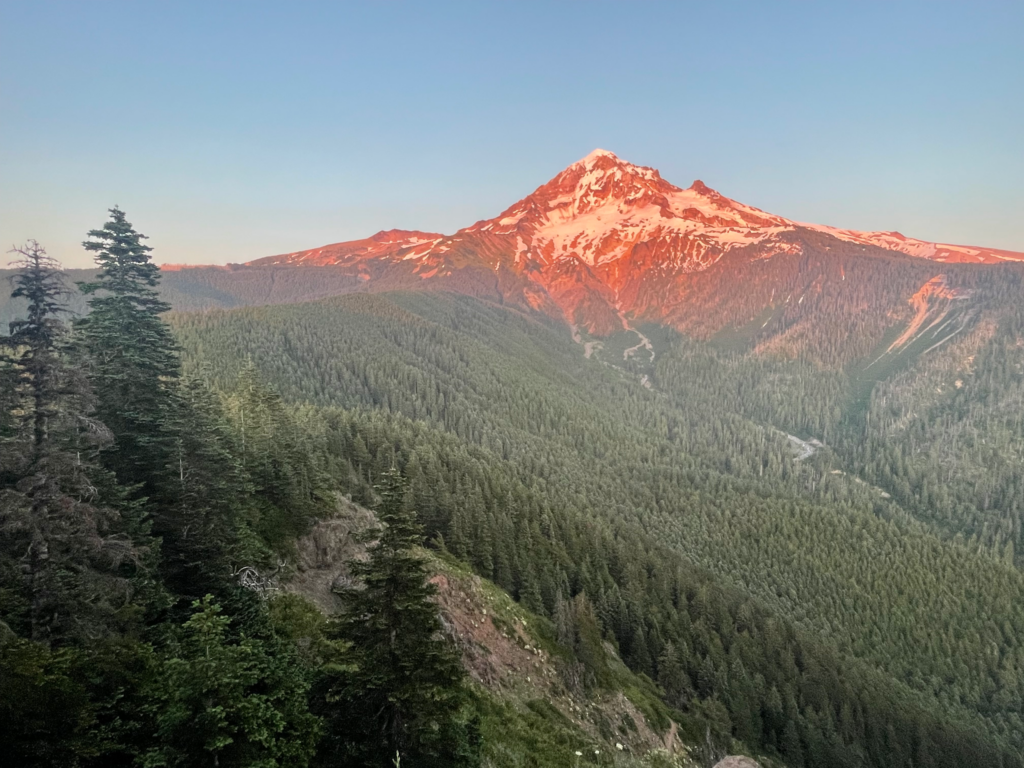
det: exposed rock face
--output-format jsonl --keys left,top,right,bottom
{"left": 713, "top": 757, "right": 762, "bottom": 768}
{"left": 247, "top": 149, "right": 1023, "bottom": 337}
{"left": 431, "top": 570, "right": 680, "bottom": 758}
{"left": 286, "top": 495, "right": 376, "bottom": 613}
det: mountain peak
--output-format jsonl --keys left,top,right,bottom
{"left": 247, "top": 152, "right": 1024, "bottom": 329}
{"left": 565, "top": 149, "right": 663, "bottom": 185}
{"left": 578, "top": 148, "right": 619, "bottom": 166}
{"left": 548, "top": 149, "right": 667, "bottom": 201}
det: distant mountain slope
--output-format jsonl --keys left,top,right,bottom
{"left": 245, "top": 228, "right": 444, "bottom": 267}
{"left": 0, "top": 266, "right": 368, "bottom": 327}
{"left": 247, "top": 150, "right": 1024, "bottom": 337}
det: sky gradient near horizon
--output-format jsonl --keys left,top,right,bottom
{"left": 1, "top": 1, "right": 1022, "bottom": 268}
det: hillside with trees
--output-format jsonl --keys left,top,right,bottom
{"left": 3, "top": 209, "right": 1024, "bottom": 767}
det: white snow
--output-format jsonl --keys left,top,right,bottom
{"left": 514, "top": 236, "right": 527, "bottom": 264}
{"left": 522, "top": 172, "right": 784, "bottom": 267}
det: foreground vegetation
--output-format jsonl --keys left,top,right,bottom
{"left": 0, "top": 215, "right": 708, "bottom": 768}
{"left": 0, "top": 217, "right": 483, "bottom": 767}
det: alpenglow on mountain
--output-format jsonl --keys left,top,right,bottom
{"left": 248, "top": 149, "right": 1024, "bottom": 335}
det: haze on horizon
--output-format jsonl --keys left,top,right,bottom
{"left": 1, "top": 0, "right": 1021, "bottom": 269}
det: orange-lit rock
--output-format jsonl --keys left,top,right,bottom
{"left": 246, "top": 150, "right": 1023, "bottom": 335}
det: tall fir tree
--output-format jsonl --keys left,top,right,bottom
{"left": 3, "top": 241, "right": 67, "bottom": 459}
{"left": 312, "top": 468, "right": 479, "bottom": 768}
{"left": 77, "top": 208, "right": 180, "bottom": 500}
{"left": 225, "top": 361, "right": 324, "bottom": 548}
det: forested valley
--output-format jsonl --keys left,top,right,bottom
{"left": 3, "top": 209, "right": 1024, "bottom": 767}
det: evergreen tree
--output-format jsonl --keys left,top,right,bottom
{"left": 0, "top": 242, "right": 142, "bottom": 645}
{"left": 164, "top": 374, "right": 245, "bottom": 595}
{"left": 143, "top": 596, "right": 321, "bottom": 768}
{"left": 312, "top": 468, "right": 479, "bottom": 767}
{"left": 224, "top": 361, "right": 324, "bottom": 548}
{"left": 570, "top": 593, "right": 612, "bottom": 689}
{"left": 782, "top": 718, "right": 805, "bottom": 768}
{"left": 657, "top": 642, "right": 692, "bottom": 709}
{"left": 3, "top": 241, "right": 68, "bottom": 458}
{"left": 77, "top": 208, "right": 179, "bottom": 499}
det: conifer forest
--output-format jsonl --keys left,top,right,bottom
{"left": 3, "top": 206, "right": 1024, "bottom": 768}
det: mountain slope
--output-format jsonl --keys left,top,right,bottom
{"left": 169, "top": 290, "right": 1024, "bottom": 763}
{"left": 247, "top": 150, "right": 1024, "bottom": 336}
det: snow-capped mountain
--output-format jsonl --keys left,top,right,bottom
{"left": 249, "top": 150, "right": 1023, "bottom": 335}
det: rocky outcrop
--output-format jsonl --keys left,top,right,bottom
{"left": 713, "top": 757, "right": 762, "bottom": 768}
{"left": 285, "top": 495, "right": 376, "bottom": 613}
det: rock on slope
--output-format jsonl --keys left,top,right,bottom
{"left": 714, "top": 758, "right": 763, "bottom": 768}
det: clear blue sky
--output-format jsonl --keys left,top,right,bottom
{"left": 1, "top": 1, "right": 1021, "bottom": 267}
